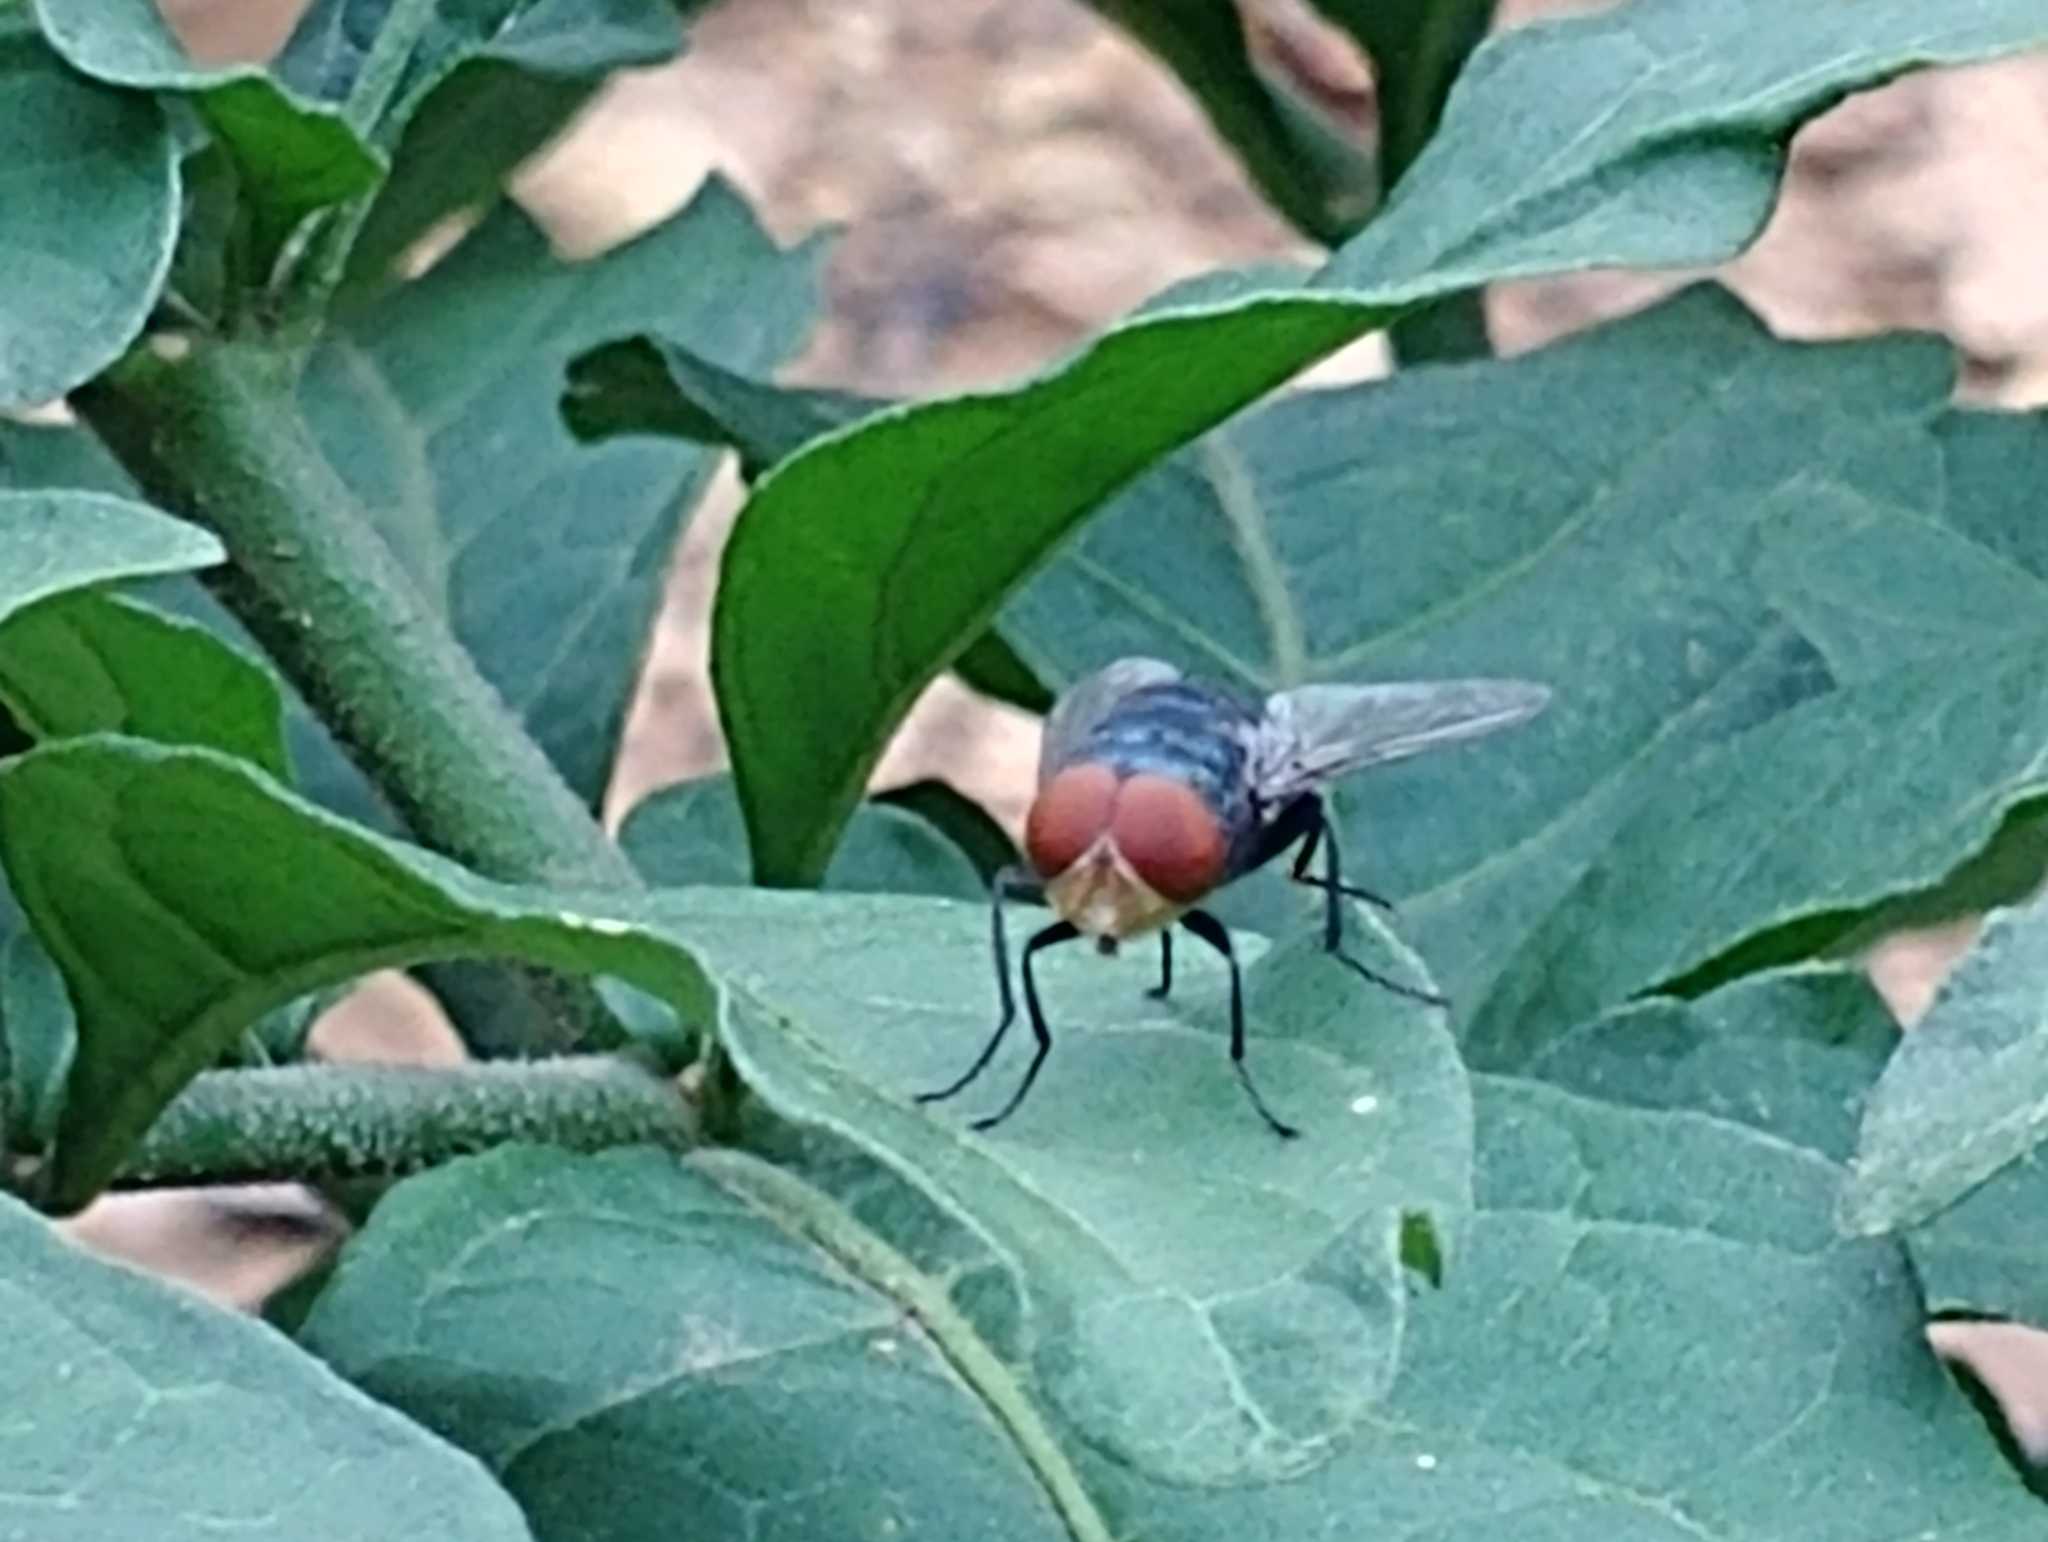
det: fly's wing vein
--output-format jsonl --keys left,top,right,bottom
{"left": 1252, "top": 678, "right": 1552, "bottom": 806}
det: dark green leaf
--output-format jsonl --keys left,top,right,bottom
{"left": 1070, "top": 2, "right": 1377, "bottom": 243}
{"left": 0, "top": 735, "right": 1468, "bottom": 1487}
{"left": 1, "top": 922, "right": 74, "bottom": 1148}
{"left": 0, "top": 1188, "right": 534, "bottom": 1540}
{"left": 561, "top": 334, "right": 880, "bottom": 477}
{"left": 0, "top": 591, "right": 287, "bottom": 774}
{"left": 621, "top": 773, "right": 984, "bottom": 899}
{"left": 0, "top": 28, "right": 176, "bottom": 406}
{"left": 340, "top": 62, "right": 592, "bottom": 290}
{"left": 1910, "top": 1152, "right": 2048, "bottom": 1327}
{"left": 874, "top": 780, "right": 1019, "bottom": 884}
{"left": 35, "top": 0, "right": 384, "bottom": 277}
{"left": 952, "top": 629, "right": 1053, "bottom": 715}
{"left": 712, "top": 6, "right": 2048, "bottom": 883}
{"left": 304, "top": 178, "right": 828, "bottom": 804}
{"left": 1845, "top": 892, "right": 2048, "bottom": 1239}
{"left": 300, "top": 1145, "right": 1075, "bottom": 1542}
{"left": 0, "top": 489, "right": 221, "bottom": 609}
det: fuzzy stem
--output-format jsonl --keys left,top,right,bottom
{"left": 73, "top": 341, "right": 639, "bottom": 896}
{"left": 117, "top": 1057, "right": 693, "bottom": 1188}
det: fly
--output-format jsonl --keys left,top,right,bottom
{"left": 917, "top": 657, "right": 1552, "bottom": 1138}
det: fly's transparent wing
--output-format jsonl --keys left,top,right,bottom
{"left": 1037, "top": 656, "right": 1182, "bottom": 784}
{"left": 1252, "top": 678, "right": 1552, "bottom": 804}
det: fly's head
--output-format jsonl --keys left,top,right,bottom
{"left": 1024, "top": 761, "right": 1228, "bottom": 939}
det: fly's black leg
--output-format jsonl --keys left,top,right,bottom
{"left": 1181, "top": 909, "right": 1298, "bottom": 1139}
{"left": 969, "top": 920, "right": 1080, "bottom": 1132}
{"left": 1288, "top": 819, "right": 1395, "bottom": 912}
{"left": 919, "top": 865, "right": 1043, "bottom": 1106}
{"left": 1147, "top": 929, "right": 1173, "bottom": 1000}
{"left": 1306, "top": 812, "right": 1446, "bottom": 1007}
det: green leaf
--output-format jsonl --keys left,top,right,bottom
{"left": 300, "top": 1145, "right": 1077, "bottom": 1542}
{"left": 0, "top": 591, "right": 288, "bottom": 774}
{"left": 875, "top": 780, "right": 1020, "bottom": 884}
{"left": 0, "top": 489, "right": 222, "bottom": 609}
{"left": 1077, "top": 0, "right": 1375, "bottom": 244}
{"left": 0, "top": 1188, "right": 534, "bottom": 1540}
{"left": 1308, "top": 0, "right": 1494, "bottom": 362}
{"left": 36, "top": 0, "right": 384, "bottom": 275}
{"left": 277, "top": 0, "right": 682, "bottom": 144}
{"left": 303, "top": 178, "right": 828, "bottom": 804}
{"left": 561, "top": 335, "right": 880, "bottom": 477}
{"left": 993, "top": 289, "right": 1940, "bottom": 1030}
{"left": 716, "top": 295, "right": 1390, "bottom": 884}
{"left": 1, "top": 921, "right": 74, "bottom": 1148}
{"left": 711, "top": 5, "right": 2048, "bottom": 884}
{"left": 621, "top": 773, "right": 983, "bottom": 899}
{"left": 340, "top": 62, "right": 593, "bottom": 290}
{"left": 1844, "top": 892, "right": 2048, "bottom": 1239}
{"left": 0, "top": 734, "right": 1469, "bottom": 1488}
{"left": 0, "top": 27, "right": 176, "bottom": 407}
{"left": 687, "top": 910, "right": 1471, "bottom": 1486}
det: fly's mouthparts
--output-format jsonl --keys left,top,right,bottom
{"left": 1095, "top": 936, "right": 1119, "bottom": 957}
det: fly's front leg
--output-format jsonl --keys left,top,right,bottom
{"left": 970, "top": 920, "right": 1081, "bottom": 1132}
{"left": 1181, "top": 909, "right": 1296, "bottom": 1138}
{"left": 919, "top": 864, "right": 1042, "bottom": 1105}
{"left": 1147, "top": 929, "right": 1173, "bottom": 1000}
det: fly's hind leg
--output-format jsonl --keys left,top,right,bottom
{"left": 919, "top": 865, "right": 1043, "bottom": 1106}
{"left": 1278, "top": 798, "right": 1445, "bottom": 1007}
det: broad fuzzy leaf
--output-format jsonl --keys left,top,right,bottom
{"left": 0, "top": 27, "right": 176, "bottom": 407}
{"left": 0, "top": 1189, "right": 532, "bottom": 1540}
{"left": 300, "top": 1146, "right": 1076, "bottom": 1542}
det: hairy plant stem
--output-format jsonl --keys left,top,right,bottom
{"left": 116, "top": 1057, "right": 693, "bottom": 1188}
{"left": 75, "top": 339, "right": 642, "bottom": 1052}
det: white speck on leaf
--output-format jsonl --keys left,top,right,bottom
{"left": 1349, "top": 1094, "right": 1379, "bottom": 1115}
{"left": 1415, "top": 1453, "right": 1437, "bottom": 1472}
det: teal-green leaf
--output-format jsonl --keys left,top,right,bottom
{"left": 0, "top": 734, "right": 1468, "bottom": 1487}
{"left": 684, "top": 904, "right": 1470, "bottom": 1486}
{"left": 561, "top": 334, "right": 880, "bottom": 477}
{"left": 1845, "top": 892, "right": 2048, "bottom": 1239}
{"left": 0, "top": 28, "right": 176, "bottom": 407}
{"left": 303, "top": 177, "right": 828, "bottom": 804}
{"left": 995, "top": 290, "right": 1960, "bottom": 1042}
{"left": 299, "top": 1145, "right": 1074, "bottom": 1542}
{"left": 276, "top": 0, "right": 682, "bottom": 143}
{"left": 621, "top": 772, "right": 983, "bottom": 899}
{"left": 0, "top": 489, "right": 221, "bottom": 608}
{"left": 0, "top": 1189, "right": 534, "bottom": 1540}
{"left": 0, "top": 590, "right": 288, "bottom": 774}
{"left": 35, "top": 0, "right": 383, "bottom": 274}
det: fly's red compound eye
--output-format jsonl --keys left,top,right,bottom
{"left": 1025, "top": 762, "right": 1119, "bottom": 879}
{"left": 1110, "top": 774, "right": 1227, "bottom": 903}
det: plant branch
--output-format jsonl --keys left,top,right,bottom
{"left": 116, "top": 1056, "right": 693, "bottom": 1188}
{"left": 73, "top": 341, "right": 640, "bottom": 896}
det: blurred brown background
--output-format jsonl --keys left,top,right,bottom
{"left": 91, "top": 0, "right": 2048, "bottom": 1462}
